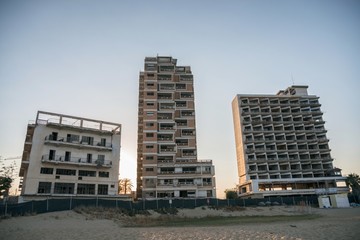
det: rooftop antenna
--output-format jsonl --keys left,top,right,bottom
{"left": 291, "top": 73, "right": 295, "bottom": 85}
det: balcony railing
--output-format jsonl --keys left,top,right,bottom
{"left": 41, "top": 154, "right": 112, "bottom": 167}
{"left": 45, "top": 135, "right": 112, "bottom": 149}
{"left": 160, "top": 148, "right": 176, "bottom": 152}
{"left": 159, "top": 126, "right": 175, "bottom": 131}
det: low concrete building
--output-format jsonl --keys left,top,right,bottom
{"left": 19, "top": 111, "right": 121, "bottom": 199}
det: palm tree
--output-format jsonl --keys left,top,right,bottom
{"left": 118, "top": 178, "right": 133, "bottom": 194}
{"left": 346, "top": 173, "right": 360, "bottom": 203}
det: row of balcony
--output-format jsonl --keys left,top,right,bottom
{"left": 241, "top": 110, "right": 323, "bottom": 116}
{"left": 240, "top": 101, "right": 320, "bottom": 106}
{"left": 41, "top": 154, "right": 112, "bottom": 167}
{"left": 45, "top": 135, "right": 112, "bottom": 149}
{"left": 156, "top": 159, "right": 212, "bottom": 165}
{"left": 158, "top": 170, "right": 212, "bottom": 175}
{"left": 245, "top": 147, "right": 330, "bottom": 153}
{"left": 248, "top": 167, "right": 330, "bottom": 173}
{"left": 156, "top": 93, "right": 194, "bottom": 100}
{"left": 246, "top": 157, "right": 333, "bottom": 163}
{"left": 248, "top": 173, "right": 337, "bottom": 180}
{"left": 244, "top": 137, "right": 328, "bottom": 143}
{"left": 243, "top": 128, "right": 326, "bottom": 133}
{"left": 146, "top": 182, "right": 214, "bottom": 188}
{"left": 243, "top": 119, "right": 324, "bottom": 125}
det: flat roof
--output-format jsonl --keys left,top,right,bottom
{"left": 35, "top": 111, "right": 121, "bottom": 133}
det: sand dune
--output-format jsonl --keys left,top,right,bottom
{"left": 1, "top": 206, "right": 359, "bottom": 240}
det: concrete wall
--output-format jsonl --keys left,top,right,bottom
{"left": 22, "top": 123, "right": 121, "bottom": 196}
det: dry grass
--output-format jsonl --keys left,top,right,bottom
{"left": 127, "top": 214, "right": 320, "bottom": 227}
{"left": 72, "top": 206, "right": 321, "bottom": 228}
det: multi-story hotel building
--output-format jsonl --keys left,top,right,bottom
{"left": 19, "top": 111, "right": 121, "bottom": 198}
{"left": 136, "top": 56, "right": 216, "bottom": 199}
{"left": 232, "top": 85, "right": 348, "bottom": 198}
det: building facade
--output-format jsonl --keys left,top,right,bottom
{"left": 136, "top": 56, "right": 216, "bottom": 199}
{"left": 232, "top": 86, "right": 348, "bottom": 198}
{"left": 19, "top": 111, "right": 121, "bottom": 198}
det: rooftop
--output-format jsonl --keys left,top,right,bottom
{"left": 34, "top": 111, "right": 121, "bottom": 134}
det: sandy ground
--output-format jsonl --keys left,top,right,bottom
{"left": 1, "top": 206, "right": 360, "bottom": 240}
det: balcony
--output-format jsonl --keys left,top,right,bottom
{"left": 158, "top": 93, "right": 172, "bottom": 100}
{"left": 181, "top": 111, "right": 194, "bottom": 117}
{"left": 180, "top": 93, "right": 194, "bottom": 99}
{"left": 182, "top": 130, "right": 195, "bottom": 136}
{"left": 157, "top": 75, "right": 172, "bottom": 81}
{"left": 44, "top": 135, "right": 112, "bottom": 151}
{"left": 41, "top": 154, "right": 112, "bottom": 168}
{"left": 159, "top": 147, "right": 176, "bottom": 153}
{"left": 157, "top": 136, "right": 173, "bottom": 142}
{"left": 182, "top": 148, "right": 196, "bottom": 155}
{"left": 177, "top": 182, "right": 195, "bottom": 186}
{"left": 180, "top": 75, "right": 193, "bottom": 81}
{"left": 159, "top": 126, "right": 175, "bottom": 131}
{"left": 159, "top": 104, "right": 175, "bottom": 110}
{"left": 159, "top": 66, "right": 175, "bottom": 73}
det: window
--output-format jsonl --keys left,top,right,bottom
{"left": 145, "top": 168, "right": 154, "bottom": 172}
{"left": 38, "top": 182, "right": 51, "bottom": 193}
{"left": 40, "top": 168, "right": 53, "bottom": 174}
{"left": 99, "top": 171, "right": 109, "bottom": 178}
{"left": 146, "top": 133, "right": 154, "bottom": 137}
{"left": 146, "top": 92, "right": 154, "bottom": 96}
{"left": 51, "top": 132, "right": 58, "bottom": 141}
{"left": 65, "top": 151, "right": 71, "bottom": 161}
{"left": 100, "top": 138, "right": 106, "bottom": 147}
{"left": 97, "top": 155, "right": 105, "bottom": 165}
{"left": 87, "top": 153, "right": 92, "bottom": 163}
{"left": 98, "top": 184, "right": 108, "bottom": 195}
{"left": 146, "top": 83, "right": 154, "bottom": 87}
{"left": 49, "top": 149, "right": 56, "bottom": 160}
{"left": 78, "top": 170, "right": 96, "bottom": 177}
{"left": 146, "top": 145, "right": 154, "bottom": 149}
{"left": 77, "top": 184, "right": 95, "bottom": 195}
{"left": 146, "top": 112, "right": 154, "bottom": 116}
{"left": 54, "top": 183, "right": 75, "bottom": 194}
{"left": 81, "top": 136, "right": 94, "bottom": 145}
{"left": 67, "top": 134, "right": 79, "bottom": 143}
{"left": 146, "top": 102, "right": 155, "bottom": 106}
{"left": 145, "top": 156, "right": 154, "bottom": 160}
{"left": 56, "top": 168, "right": 76, "bottom": 176}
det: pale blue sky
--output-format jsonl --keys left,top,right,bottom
{"left": 1, "top": 0, "right": 359, "bottom": 198}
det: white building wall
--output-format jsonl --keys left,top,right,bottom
{"left": 20, "top": 111, "right": 121, "bottom": 197}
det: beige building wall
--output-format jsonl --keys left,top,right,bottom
{"left": 136, "top": 56, "right": 216, "bottom": 199}
{"left": 232, "top": 86, "right": 349, "bottom": 197}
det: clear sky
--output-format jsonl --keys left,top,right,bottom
{"left": 1, "top": 0, "right": 359, "bottom": 198}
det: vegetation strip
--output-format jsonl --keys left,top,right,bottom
{"left": 126, "top": 215, "right": 320, "bottom": 227}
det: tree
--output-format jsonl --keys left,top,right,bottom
{"left": 225, "top": 189, "right": 238, "bottom": 199}
{"left": 346, "top": 173, "right": 360, "bottom": 203}
{"left": 0, "top": 159, "right": 17, "bottom": 197}
{"left": 0, "top": 177, "right": 13, "bottom": 197}
{"left": 118, "top": 178, "right": 133, "bottom": 194}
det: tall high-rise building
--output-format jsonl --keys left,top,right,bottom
{"left": 232, "top": 86, "right": 348, "bottom": 198}
{"left": 19, "top": 111, "right": 121, "bottom": 199}
{"left": 136, "top": 56, "right": 216, "bottom": 199}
